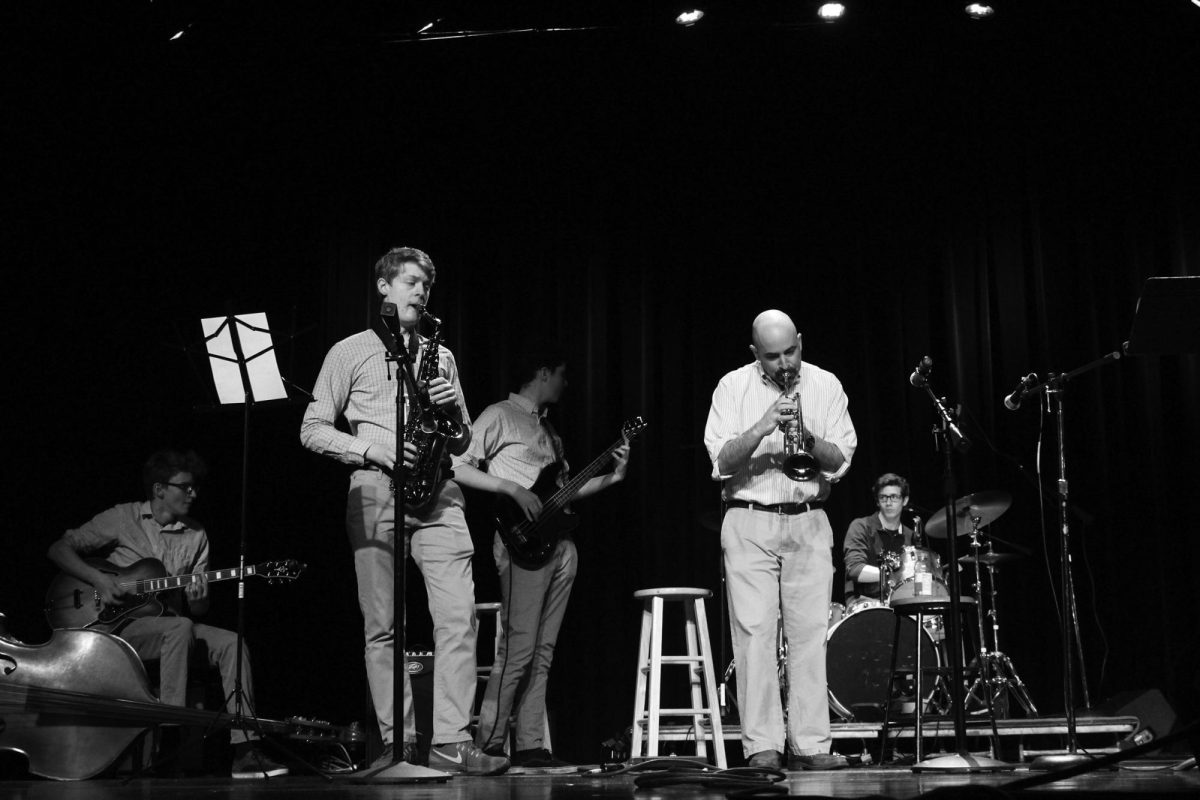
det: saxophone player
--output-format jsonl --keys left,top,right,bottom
{"left": 301, "top": 247, "right": 508, "bottom": 777}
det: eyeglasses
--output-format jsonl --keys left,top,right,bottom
{"left": 165, "top": 482, "right": 198, "bottom": 495}
{"left": 877, "top": 494, "right": 904, "bottom": 504}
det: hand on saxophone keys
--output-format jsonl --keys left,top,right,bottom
{"left": 424, "top": 375, "right": 457, "bottom": 408}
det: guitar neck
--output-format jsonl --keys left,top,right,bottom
{"left": 541, "top": 437, "right": 625, "bottom": 517}
{"left": 121, "top": 565, "right": 256, "bottom": 595}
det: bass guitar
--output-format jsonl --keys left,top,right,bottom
{"left": 44, "top": 557, "right": 304, "bottom": 633}
{"left": 496, "top": 416, "right": 647, "bottom": 568}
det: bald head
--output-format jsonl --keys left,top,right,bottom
{"left": 750, "top": 309, "right": 802, "bottom": 380}
{"left": 751, "top": 310, "right": 797, "bottom": 349}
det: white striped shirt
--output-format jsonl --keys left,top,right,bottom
{"left": 300, "top": 329, "right": 471, "bottom": 465}
{"left": 703, "top": 360, "right": 856, "bottom": 504}
{"left": 453, "top": 393, "right": 566, "bottom": 488}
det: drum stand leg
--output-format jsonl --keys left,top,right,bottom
{"left": 965, "top": 651, "right": 1038, "bottom": 717}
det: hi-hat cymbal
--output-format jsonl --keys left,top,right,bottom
{"left": 924, "top": 490, "right": 1012, "bottom": 538}
{"left": 959, "top": 552, "right": 1023, "bottom": 566}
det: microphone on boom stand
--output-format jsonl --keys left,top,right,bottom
{"left": 1003, "top": 373, "right": 1039, "bottom": 411}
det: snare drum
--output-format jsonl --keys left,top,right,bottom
{"left": 887, "top": 545, "right": 949, "bottom": 603}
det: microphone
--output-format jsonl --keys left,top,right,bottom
{"left": 1003, "top": 373, "right": 1038, "bottom": 411}
{"left": 909, "top": 356, "right": 933, "bottom": 387}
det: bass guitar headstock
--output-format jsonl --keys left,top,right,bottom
{"left": 621, "top": 416, "right": 649, "bottom": 442}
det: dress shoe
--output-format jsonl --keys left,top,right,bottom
{"left": 747, "top": 750, "right": 783, "bottom": 769}
{"left": 788, "top": 752, "right": 849, "bottom": 771}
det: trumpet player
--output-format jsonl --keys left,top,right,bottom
{"left": 301, "top": 247, "right": 509, "bottom": 777}
{"left": 703, "top": 309, "right": 857, "bottom": 771}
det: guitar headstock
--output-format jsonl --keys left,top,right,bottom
{"left": 621, "top": 416, "right": 648, "bottom": 442}
{"left": 257, "top": 559, "right": 306, "bottom": 583}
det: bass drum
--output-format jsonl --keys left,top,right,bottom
{"left": 826, "top": 606, "right": 940, "bottom": 721}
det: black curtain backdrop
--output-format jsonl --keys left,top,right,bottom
{"left": 7, "top": 2, "right": 1200, "bottom": 763}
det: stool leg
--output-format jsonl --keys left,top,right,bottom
{"left": 683, "top": 600, "right": 705, "bottom": 759}
{"left": 880, "top": 612, "right": 904, "bottom": 765}
{"left": 631, "top": 598, "right": 654, "bottom": 760}
{"left": 693, "top": 597, "right": 727, "bottom": 769}
{"left": 647, "top": 596, "right": 664, "bottom": 758}
{"left": 914, "top": 614, "right": 924, "bottom": 763}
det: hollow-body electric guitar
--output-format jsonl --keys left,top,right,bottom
{"left": 44, "top": 557, "right": 304, "bottom": 633}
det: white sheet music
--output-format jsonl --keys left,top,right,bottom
{"left": 201, "top": 312, "right": 288, "bottom": 404}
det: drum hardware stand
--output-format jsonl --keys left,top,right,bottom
{"left": 962, "top": 530, "right": 1039, "bottom": 720}
{"left": 907, "top": 356, "right": 1012, "bottom": 772}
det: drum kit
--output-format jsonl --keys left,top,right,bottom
{"left": 824, "top": 490, "right": 1035, "bottom": 722}
{"left": 708, "top": 489, "right": 1036, "bottom": 725}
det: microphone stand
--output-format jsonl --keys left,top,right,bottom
{"left": 909, "top": 362, "right": 1010, "bottom": 772}
{"left": 359, "top": 304, "right": 448, "bottom": 783}
{"left": 1016, "top": 348, "right": 1122, "bottom": 770}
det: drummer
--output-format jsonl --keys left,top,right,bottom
{"left": 843, "top": 473, "right": 917, "bottom": 608}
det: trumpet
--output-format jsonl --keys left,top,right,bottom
{"left": 775, "top": 367, "right": 820, "bottom": 482}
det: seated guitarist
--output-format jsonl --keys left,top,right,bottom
{"left": 46, "top": 449, "right": 287, "bottom": 779}
{"left": 452, "top": 346, "right": 631, "bottom": 769}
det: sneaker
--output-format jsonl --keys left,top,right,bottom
{"left": 428, "top": 740, "right": 509, "bottom": 776}
{"left": 355, "top": 742, "right": 422, "bottom": 774}
{"left": 231, "top": 747, "right": 289, "bottom": 779}
{"left": 788, "top": 752, "right": 849, "bottom": 771}
{"left": 513, "top": 748, "right": 573, "bottom": 768}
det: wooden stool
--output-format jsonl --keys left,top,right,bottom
{"left": 880, "top": 596, "right": 978, "bottom": 763}
{"left": 631, "top": 588, "right": 726, "bottom": 768}
{"left": 473, "top": 601, "right": 552, "bottom": 754}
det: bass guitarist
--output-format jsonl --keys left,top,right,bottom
{"left": 45, "top": 449, "right": 287, "bottom": 778}
{"left": 452, "top": 346, "right": 632, "bottom": 769}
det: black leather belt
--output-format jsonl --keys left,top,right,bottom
{"left": 725, "top": 499, "right": 824, "bottom": 515}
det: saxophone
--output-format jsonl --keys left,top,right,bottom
{"left": 397, "top": 308, "right": 467, "bottom": 506}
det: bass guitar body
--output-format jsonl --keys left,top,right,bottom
{"left": 495, "top": 463, "right": 580, "bottom": 569}
{"left": 0, "top": 627, "right": 160, "bottom": 780}
{"left": 44, "top": 558, "right": 176, "bottom": 633}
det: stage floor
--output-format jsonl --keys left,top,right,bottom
{"left": 0, "top": 759, "right": 1197, "bottom": 800}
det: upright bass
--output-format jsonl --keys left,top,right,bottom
{"left": 0, "top": 614, "right": 356, "bottom": 780}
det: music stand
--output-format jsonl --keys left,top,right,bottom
{"left": 200, "top": 312, "right": 321, "bottom": 779}
{"left": 1124, "top": 276, "right": 1200, "bottom": 356}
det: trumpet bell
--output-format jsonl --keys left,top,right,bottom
{"left": 783, "top": 451, "right": 820, "bottom": 482}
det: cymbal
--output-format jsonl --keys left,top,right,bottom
{"left": 959, "top": 552, "right": 1023, "bottom": 566}
{"left": 924, "top": 490, "right": 1012, "bottom": 538}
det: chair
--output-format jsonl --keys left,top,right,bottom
{"left": 880, "top": 595, "right": 978, "bottom": 763}
{"left": 630, "top": 587, "right": 726, "bottom": 768}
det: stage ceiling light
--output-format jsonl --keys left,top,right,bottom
{"left": 817, "top": 3, "right": 846, "bottom": 23}
{"left": 964, "top": 3, "right": 995, "bottom": 19}
{"left": 675, "top": 9, "right": 705, "bottom": 27}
